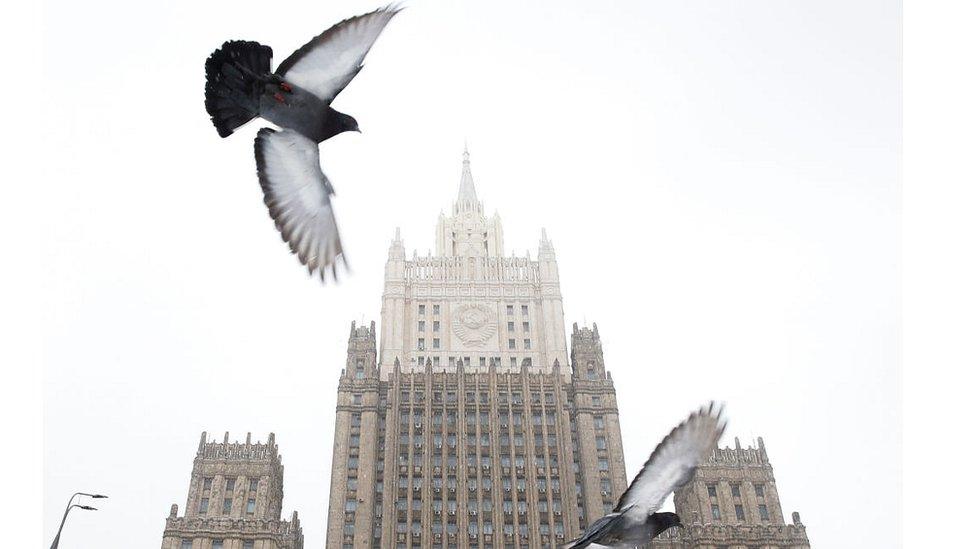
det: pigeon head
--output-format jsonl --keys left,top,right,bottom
{"left": 335, "top": 111, "right": 361, "bottom": 134}
{"left": 649, "top": 511, "right": 682, "bottom": 531}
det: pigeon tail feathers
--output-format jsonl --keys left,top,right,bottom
{"left": 205, "top": 40, "right": 273, "bottom": 137}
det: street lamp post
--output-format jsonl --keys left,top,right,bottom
{"left": 49, "top": 492, "right": 107, "bottom": 549}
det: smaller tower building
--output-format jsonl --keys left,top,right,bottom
{"left": 161, "top": 432, "right": 304, "bottom": 549}
{"left": 650, "top": 437, "right": 811, "bottom": 548}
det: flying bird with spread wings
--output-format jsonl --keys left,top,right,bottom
{"left": 563, "top": 402, "right": 727, "bottom": 549}
{"left": 203, "top": 4, "right": 402, "bottom": 281}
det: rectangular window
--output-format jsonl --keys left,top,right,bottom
{"left": 418, "top": 320, "right": 425, "bottom": 331}
{"left": 346, "top": 500, "right": 358, "bottom": 512}
{"left": 759, "top": 504, "right": 770, "bottom": 520}
{"left": 594, "top": 416, "right": 605, "bottom": 429}
{"left": 521, "top": 305, "right": 529, "bottom": 315}
{"left": 433, "top": 304, "right": 440, "bottom": 315}
{"left": 212, "top": 542, "right": 224, "bottom": 549}
{"left": 203, "top": 477, "right": 213, "bottom": 491}
{"left": 225, "top": 478, "right": 235, "bottom": 491}
{"left": 352, "top": 394, "right": 362, "bottom": 405}
{"left": 419, "top": 304, "right": 426, "bottom": 315}
{"left": 222, "top": 498, "right": 232, "bottom": 514}
{"left": 510, "top": 357, "right": 517, "bottom": 368}
{"left": 506, "top": 305, "right": 514, "bottom": 315}
{"left": 755, "top": 484, "right": 765, "bottom": 497}
{"left": 735, "top": 504, "right": 745, "bottom": 520}
{"left": 508, "top": 338, "right": 516, "bottom": 350}
{"left": 591, "top": 395, "right": 600, "bottom": 405}
{"left": 522, "top": 321, "right": 529, "bottom": 332}
{"left": 418, "top": 338, "right": 425, "bottom": 350}
{"left": 479, "top": 357, "right": 486, "bottom": 367}
{"left": 711, "top": 504, "right": 721, "bottom": 520}
{"left": 595, "top": 436, "right": 607, "bottom": 450}
{"left": 181, "top": 541, "right": 192, "bottom": 549}
{"left": 433, "top": 338, "right": 440, "bottom": 349}
{"left": 246, "top": 498, "right": 256, "bottom": 514}
{"left": 731, "top": 484, "right": 740, "bottom": 497}
{"left": 243, "top": 542, "right": 254, "bottom": 549}
{"left": 707, "top": 484, "right": 717, "bottom": 497}
{"left": 507, "top": 321, "right": 515, "bottom": 331}
{"left": 598, "top": 459, "right": 609, "bottom": 471}
{"left": 523, "top": 338, "right": 531, "bottom": 349}
{"left": 433, "top": 320, "right": 440, "bottom": 332}
{"left": 198, "top": 498, "right": 209, "bottom": 514}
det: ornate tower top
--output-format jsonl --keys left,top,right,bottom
{"left": 435, "top": 146, "right": 505, "bottom": 257}
{"left": 378, "top": 145, "right": 570, "bottom": 377}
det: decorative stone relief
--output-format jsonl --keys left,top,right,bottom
{"left": 451, "top": 302, "right": 498, "bottom": 348}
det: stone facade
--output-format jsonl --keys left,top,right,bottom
{"left": 647, "top": 438, "right": 811, "bottom": 548}
{"left": 324, "top": 149, "right": 811, "bottom": 549}
{"left": 162, "top": 432, "right": 304, "bottom": 549}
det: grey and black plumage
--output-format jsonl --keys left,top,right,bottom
{"left": 204, "top": 5, "right": 402, "bottom": 280}
{"left": 563, "top": 402, "right": 727, "bottom": 549}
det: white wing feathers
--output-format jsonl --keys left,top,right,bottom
{"left": 615, "top": 402, "right": 727, "bottom": 518}
{"left": 254, "top": 128, "right": 345, "bottom": 281}
{"left": 274, "top": 4, "right": 401, "bottom": 103}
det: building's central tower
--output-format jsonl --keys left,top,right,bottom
{"left": 378, "top": 148, "right": 569, "bottom": 379}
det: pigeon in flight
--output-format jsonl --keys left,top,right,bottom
{"left": 563, "top": 402, "right": 727, "bottom": 549}
{"left": 203, "top": 5, "right": 402, "bottom": 280}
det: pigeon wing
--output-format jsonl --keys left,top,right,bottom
{"left": 614, "top": 402, "right": 727, "bottom": 517}
{"left": 274, "top": 5, "right": 401, "bottom": 103}
{"left": 561, "top": 510, "right": 630, "bottom": 549}
{"left": 254, "top": 128, "right": 345, "bottom": 281}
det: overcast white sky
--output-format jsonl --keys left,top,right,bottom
{"left": 42, "top": 0, "right": 899, "bottom": 547}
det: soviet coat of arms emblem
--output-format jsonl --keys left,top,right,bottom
{"left": 451, "top": 303, "right": 497, "bottom": 348}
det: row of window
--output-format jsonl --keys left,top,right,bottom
{"left": 415, "top": 355, "right": 537, "bottom": 370}
{"left": 421, "top": 319, "right": 530, "bottom": 334}
{"left": 710, "top": 502, "right": 770, "bottom": 521}
{"left": 417, "top": 304, "right": 531, "bottom": 317}
{"left": 707, "top": 482, "right": 766, "bottom": 498}
{"left": 197, "top": 496, "right": 257, "bottom": 515}
{"left": 369, "top": 456, "right": 608, "bottom": 473}
{"left": 401, "top": 410, "right": 558, "bottom": 427}
{"left": 417, "top": 338, "right": 533, "bottom": 351}
{"left": 201, "top": 476, "right": 259, "bottom": 493}
{"left": 403, "top": 409, "right": 558, "bottom": 423}
{"left": 396, "top": 389, "right": 558, "bottom": 405}
{"left": 389, "top": 520, "right": 565, "bottom": 537}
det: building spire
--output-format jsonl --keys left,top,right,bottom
{"left": 456, "top": 143, "right": 479, "bottom": 209}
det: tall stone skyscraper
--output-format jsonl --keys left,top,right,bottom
{"left": 324, "top": 149, "right": 812, "bottom": 549}
{"left": 325, "top": 149, "right": 629, "bottom": 548}
{"left": 161, "top": 432, "right": 304, "bottom": 549}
